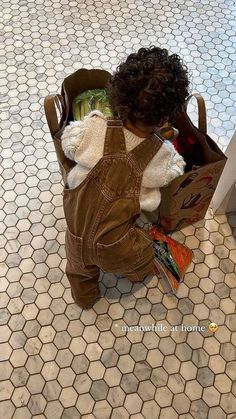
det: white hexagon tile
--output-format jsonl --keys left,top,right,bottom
{"left": 0, "top": 0, "right": 236, "bottom": 418}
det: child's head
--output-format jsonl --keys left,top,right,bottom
{"left": 107, "top": 46, "right": 190, "bottom": 127}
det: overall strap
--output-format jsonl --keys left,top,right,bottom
{"left": 103, "top": 118, "right": 127, "bottom": 156}
{"left": 128, "top": 129, "right": 164, "bottom": 172}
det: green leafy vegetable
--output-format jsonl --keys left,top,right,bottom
{"left": 73, "top": 89, "right": 113, "bottom": 120}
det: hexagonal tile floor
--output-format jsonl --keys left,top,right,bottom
{"left": 1, "top": 0, "right": 236, "bottom": 418}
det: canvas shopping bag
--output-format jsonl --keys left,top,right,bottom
{"left": 157, "top": 93, "right": 227, "bottom": 233}
{"left": 44, "top": 68, "right": 111, "bottom": 185}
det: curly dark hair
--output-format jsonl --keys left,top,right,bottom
{"left": 106, "top": 46, "right": 190, "bottom": 126}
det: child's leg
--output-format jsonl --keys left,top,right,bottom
{"left": 66, "top": 262, "right": 101, "bottom": 309}
{"left": 65, "top": 228, "right": 100, "bottom": 309}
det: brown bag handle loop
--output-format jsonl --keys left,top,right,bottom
{"left": 44, "top": 94, "right": 65, "bottom": 136}
{"left": 185, "top": 93, "right": 207, "bottom": 135}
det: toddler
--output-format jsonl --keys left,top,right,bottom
{"left": 61, "top": 46, "right": 189, "bottom": 309}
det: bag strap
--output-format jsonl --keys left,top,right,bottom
{"left": 44, "top": 94, "right": 65, "bottom": 137}
{"left": 185, "top": 93, "right": 207, "bottom": 134}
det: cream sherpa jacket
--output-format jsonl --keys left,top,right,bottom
{"left": 61, "top": 111, "right": 186, "bottom": 212}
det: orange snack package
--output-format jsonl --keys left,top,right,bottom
{"left": 150, "top": 225, "right": 193, "bottom": 292}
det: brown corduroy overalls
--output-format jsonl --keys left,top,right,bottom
{"left": 63, "top": 119, "right": 163, "bottom": 308}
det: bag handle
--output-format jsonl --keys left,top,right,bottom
{"left": 44, "top": 94, "right": 65, "bottom": 136}
{"left": 185, "top": 93, "right": 207, "bottom": 135}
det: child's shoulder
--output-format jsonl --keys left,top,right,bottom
{"left": 61, "top": 111, "right": 107, "bottom": 161}
{"left": 78, "top": 109, "right": 108, "bottom": 136}
{"left": 62, "top": 110, "right": 106, "bottom": 139}
{"left": 84, "top": 110, "right": 107, "bottom": 123}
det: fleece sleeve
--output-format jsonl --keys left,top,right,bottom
{"left": 61, "top": 110, "right": 105, "bottom": 162}
{"left": 139, "top": 186, "right": 162, "bottom": 212}
{"left": 162, "top": 145, "right": 186, "bottom": 187}
{"left": 61, "top": 120, "right": 86, "bottom": 161}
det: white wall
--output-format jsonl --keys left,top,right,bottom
{"left": 210, "top": 130, "right": 236, "bottom": 214}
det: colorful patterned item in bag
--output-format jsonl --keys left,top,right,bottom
{"left": 150, "top": 226, "right": 193, "bottom": 291}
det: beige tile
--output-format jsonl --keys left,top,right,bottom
{"left": 180, "top": 361, "right": 197, "bottom": 380}
{"left": 108, "top": 303, "right": 125, "bottom": 319}
{"left": 93, "top": 400, "right": 112, "bottom": 419}
{"left": 185, "top": 380, "right": 203, "bottom": 401}
{"left": 137, "top": 380, "right": 156, "bottom": 401}
{"left": 96, "top": 314, "right": 112, "bottom": 331}
{"left": 226, "top": 313, "right": 236, "bottom": 332}
{"left": 185, "top": 236, "right": 200, "bottom": 249}
{"left": 155, "top": 386, "right": 173, "bottom": 408}
{"left": 220, "top": 298, "right": 235, "bottom": 314}
{"left": 55, "top": 348, "right": 73, "bottom": 368}
{"left": 43, "top": 380, "right": 61, "bottom": 401}
{"left": 107, "top": 386, "right": 125, "bottom": 407}
{"left": 83, "top": 325, "right": 100, "bottom": 343}
{"left": 22, "top": 304, "right": 39, "bottom": 321}
{"left": 187, "top": 332, "right": 204, "bottom": 350}
{"left": 163, "top": 355, "right": 180, "bottom": 374}
{"left": 85, "top": 342, "right": 103, "bottom": 361}
{"left": 57, "top": 367, "right": 75, "bottom": 387}
{"left": 38, "top": 325, "right": 56, "bottom": 343}
{"left": 194, "top": 263, "right": 210, "bottom": 278}
{"left": 112, "top": 407, "right": 129, "bottom": 419}
{"left": 224, "top": 235, "right": 236, "bottom": 250}
{"left": 24, "top": 337, "right": 42, "bottom": 356}
{"left": 142, "top": 400, "right": 160, "bottom": 418}
{"left": 203, "top": 386, "right": 220, "bottom": 407}
{"left": 74, "top": 373, "right": 92, "bottom": 395}
{"left": 130, "top": 343, "right": 147, "bottom": 362}
{"left": 26, "top": 373, "right": 45, "bottom": 395}
{"left": 10, "top": 349, "right": 28, "bottom": 368}
{"left": 60, "top": 387, "right": 78, "bottom": 408}
{"left": 0, "top": 380, "right": 14, "bottom": 402}
{"left": 87, "top": 361, "right": 106, "bottom": 381}
{"left": 69, "top": 337, "right": 87, "bottom": 356}
{"left": 199, "top": 240, "right": 214, "bottom": 255}
{"left": 67, "top": 319, "right": 84, "bottom": 337}
{"left": 71, "top": 355, "right": 89, "bottom": 375}
{"left": 41, "top": 361, "right": 59, "bottom": 381}
{"left": 215, "top": 373, "right": 232, "bottom": 393}
{"left": 44, "top": 400, "right": 63, "bottom": 419}
{"left": 204, "top": 336, "right": 221, "bottom": 355}
{"left": 76, "top": 394, "right": 95, "bottom": 414}
{"left": 0, "top": 400, "right": 15, "bottom": 419}
{"left": 54, "top": 331, "right": 71, "bottom": 349}
{"left": 25, "top": 355, "right": 43, "bottom": 375}
{"left": 104, "top": 367, "right": 122, "bottom": 387}
{"left": 193, "top": 303, "right": 209, "bottom": 320}
{"left": 28, "top": 394, "right": 47, "bottom": 415}
{"left": 124, "top": 393, "right": 143, "bottom": 414}
{"left": 172, "top": 393, "right": 191, "bottom": 414}
{"left": 40, "top": 342, "right": 57, "bottom": 362}
{"left": 98, "top": 331, "right": 115, "bottom": 349}
{"left": 208, "top": 406, "right": 227, "bottom": 419}
{"left": 117, "top": 354, "right": 135, "bottom": 373}
{"left": 220, "top": 393, "right": 236, "bottom": 414}
{"left": 146, "top": 349, "right": 164, "bottom": 368}
{"left": 158, "top": 406, "right": 178, "bottom": 419}
{"left": 147, "top": 288, "right": 163, "bottom": 304}
{"left": 208, "top": 354, "right": 226, "bottom": 374}
{"left": 0, "top": 342, "right": 12, "bottom": 361}
{"left": 167, "top": 373, "right": 185, "bottom": 394}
